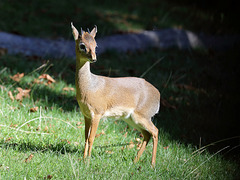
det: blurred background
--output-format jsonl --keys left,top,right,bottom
{"left": 0, "top": 0, "right": 239, "bottom": 38}
{"left": 0, "top": 0, "right": 239, "bottom": 168}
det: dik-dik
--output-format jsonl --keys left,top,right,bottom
{"left": 71, "top": 23, "right": 160, "bottom": 167}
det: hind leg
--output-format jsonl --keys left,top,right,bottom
{"left": 132, "top": 113, "right": 158, "bottom": 167}
{"left": 134, "top": 130, "right": 151, "bottom": 163}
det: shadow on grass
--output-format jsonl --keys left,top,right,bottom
{"left": 0, "top": 140, "right": 133, "bottom": 156}
{"left": 0, "top": 140, "right": 80, "bottom": 155}
{"left": 1, "top": 46, "right": 240, "bottom": 164}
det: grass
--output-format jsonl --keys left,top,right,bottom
{"left": 0, "top": 0, "right": 238, "bottom": 39}
{"left": 0, "top": 0, "right": 239, "bottom": 179}
{"left": 0, "top": 47, "right": 240, "bottom": 179}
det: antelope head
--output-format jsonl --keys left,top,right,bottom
{"left": 71, "top": 23, "right": 97, "bottom": 63}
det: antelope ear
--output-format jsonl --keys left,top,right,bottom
{"left": 71, "top": 22, "right": 79, "bottom": 40}
{"left": 90, "top": 25, "right": 97, "bottom": 38}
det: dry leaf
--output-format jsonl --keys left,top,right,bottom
{"left": 105, "top": 150, "right": 114, "bottom": 154}
{"left": 44, "top": 126, "right": 49, "bottom": 132}
{"left": 76, "top": 122, "right": 83, "bottom": 125}
{"left": 29, "top": 107, "right": 39, "bottom": 112}
{"left": 95, "top": 130, "right": 105, "bottom": 138}
{"left": 24, "top": 154, "right": 34, "bottom": 163}
{"left": 45, "top": 175, "right": 53, "bottom": 179}
{"left": 15, "top": 87, "right": 31, "bottom": 101}
{"left": 163, "top": 146, "right": 169, "bottom": 150}
{"left": 8, "top": 91, "right": 14, "bottom": 101}
{"left": 123, "top": 132, "right": 128, "bottom": 137}
{"left": 63, "top": 87, "right": 75, "bottom": 91}
{"left": 39, "top": 74, "right": 55, "bottom": 84}
{"left": 128, "top": 141, "right": 135, "bottom": 149}
{"left": 10, "top": 123, "right": 18, "bottom": 128}
{"left": 60, "top": 139, "right": 70, "bottom": 144}
{"left": 5, "top": 137, "right": 13, "bottom": 142}
{"left": 10, "top": 73, "right": 24, "bottom": 82}
{"left": 9, "top": 106, "right": 17, "bottom": 110}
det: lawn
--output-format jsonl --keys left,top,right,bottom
{"left": 0, "top": 0, "right": 240, "bottom": 179}
{"left": 0, "top": 47, "right": 239, "bottom": 179}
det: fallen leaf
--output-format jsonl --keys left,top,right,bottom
{"left": 24, "top": 154, "right": 34, "bottom": 163}
{"left": 105, "top": 150, "right": 114, "bottom": 154}
{"left": 33, "top": 78, "right": 46, "bottom": 85}
{"left": 29, "top": 107, "right": 39, "bottom": 112}
{"left": 163, "top": 146, "right": 169, "bottom": 150}
{"left": 60, "top": 139, "right": 70, "bottom": 144}
{"left": 123, "top": 132, "right": 128, "bottom": 137}
{"left": 15, "top": 87, "right": 31, "bottom": 101}
{"left": 5, "top": 137, "right": 13, "bottom": 142}
{"left": 95, "top": 130, "right": 105, "bottom": 138}
{"left": 39, "top": 74, "right": 55, "bottom": 84}
{"left": 10, "top": 73, "right": 24, "bottom": 82}
{"left": 44, "top": 126, "right": 49, "bottom": 132}
{"left": 45, "top": 175, "right": 53, "bottom": 179}
{"left": 76, "top": 122, "right": 83, "bottom": 125}
{"left": 10, "top": 123, "right": 18, "bottom": 128}
{"left": 63, "top": 87, "right": 75, "bottom": 91}
{"left": 128, "top": 141, "right": 135, "bottom": 149}
{"left": 9, "top": 106, "right": 17, "bottom": 110}
{"left": 8, "top": 91, "right": 14, "bottom": 101}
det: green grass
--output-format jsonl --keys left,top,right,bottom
{"left": 0, "top": 0, "right": 239, "bottom": 178}
{"left": 0, "top": 47, "right": 239, "bottom": 179}
{"left": 0, "top": 0, "right": 238, "bottom": 39}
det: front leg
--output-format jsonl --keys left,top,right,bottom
{"left": 83, "top": 114, "right": 101, "bottom": 158}
{"left": 87, "top": 114, "right": 101, "bottom": 157}
{"left": 84, "top": 116, "right": 91, "bottom": 158}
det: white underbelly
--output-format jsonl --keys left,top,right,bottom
{"left": 102, "top": 107, "right": 143, "bottom": 131}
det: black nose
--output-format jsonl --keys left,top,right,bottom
{"left": 92, "top": 59, "right": 97, "bottom": 63}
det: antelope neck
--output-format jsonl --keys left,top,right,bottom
{"left": 76, "top": 55, "right": 94, "bottom": 90}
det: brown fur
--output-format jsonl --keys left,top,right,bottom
{"left": 71, "top": 23, "right": 160, "bottom": 167}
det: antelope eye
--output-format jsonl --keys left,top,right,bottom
{"left": 79, "top": 43, "right": 86, "bottom": 51}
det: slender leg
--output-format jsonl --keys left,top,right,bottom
{"left": 87, "top": 115, "right": 101, "bottom": 157}
{"left": 151, "top": 127, "right": 158, "bottom": 167}
{"left": 134, "top": 130, "right": 151, "bottom": 163}
{"left": 84, "top": 117, "right": 91, "bottom": 158}
{"left": 132, "top": 113, "right": 158, "bottom": 167}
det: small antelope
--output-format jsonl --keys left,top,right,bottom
{"left": 71, "top": 23, "right": 160, "bottom": 167}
